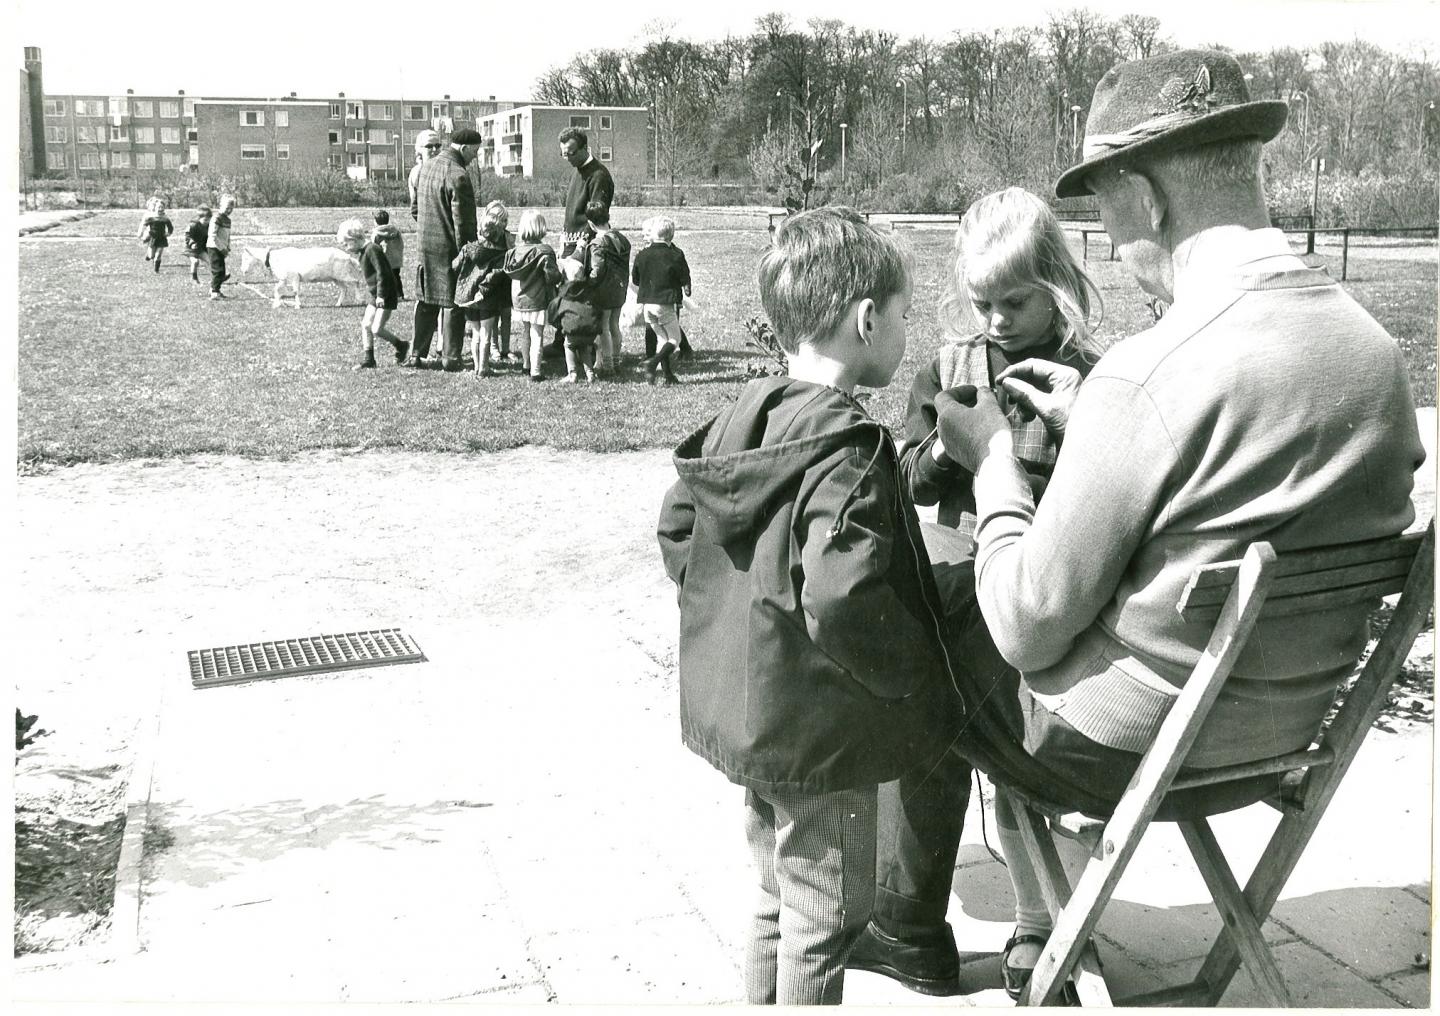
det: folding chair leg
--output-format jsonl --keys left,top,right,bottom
{"left": 1010, "top": 798, "right": 1111, "bottom": 1005}
{"left": 1178, "top": 818, "right": 1291, "bottom": 1006}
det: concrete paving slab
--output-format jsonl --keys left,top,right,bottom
{"left": 1271, "top": 885, "right": 1432, "bottom": 980}
{"left": 1378, "top": 969, "right": 1434, "bottom": 1008}
{"left": 532, "top": 914, "right": 744, "bottom": 1003}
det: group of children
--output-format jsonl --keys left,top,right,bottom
{"left": 658, "top": 188, "right": 1104, "bottom": 1005}
{"left": 448, "top": 200, "right": 694, "bottom": 384}
{"left": 138, "top": 194, "right": 236, "bottom": 299}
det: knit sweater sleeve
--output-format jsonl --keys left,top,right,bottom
{"left": 972, "top": 375, "right": 1178, "bottom": 671}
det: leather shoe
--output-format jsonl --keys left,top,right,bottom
{"left": 845, "top": 920, "right": 961, "bottom": 996}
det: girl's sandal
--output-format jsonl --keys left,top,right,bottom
{"left": 1002, "top": 931, "right": 1083, "bottom": 1005}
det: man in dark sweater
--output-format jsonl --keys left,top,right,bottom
{"left": 549, "top": 127, "right": 615, "bottom": 357}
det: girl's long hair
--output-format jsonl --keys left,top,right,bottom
{"left": 939, "top": 187, "right": 1105, "bottom": 362}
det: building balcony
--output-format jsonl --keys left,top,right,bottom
{"left": 501, "top": 132, "right": 523, "bottom": 145}
{"left": 501, "top": 164, "right": 524, "bottom": 176}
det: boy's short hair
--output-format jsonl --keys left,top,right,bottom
{"left": 517, "top": 210, "right": 548, "bottom": 243}
{"left": 757, "top": 206, "right": 912, "bottom": 354}
{"left": 373, "top": 208, "right": 390, "bottom": 225}
{"left": 647, "top": 215, "right": 675, "bottom": 241}
{"left": 558, "top": 126, "right": 589, "bottom": 149}
{"left": 585, "top": 200, "right": 610, "bottom": 226}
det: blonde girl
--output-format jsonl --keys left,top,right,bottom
{"left": 504, "top": 211, "right": 562, "bottom": 381}
{"left": 895, "top": 185, "right": 1104, "bottom": 1002}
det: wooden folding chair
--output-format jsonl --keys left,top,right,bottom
{"left": 998, "top": 520, "right": 1435, "bottom": 1006}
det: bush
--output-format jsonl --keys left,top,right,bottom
{"left": 1266, "top": 167, "right": 1438, "bottom": 228}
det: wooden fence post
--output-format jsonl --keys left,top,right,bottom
{"left": 1341, "top": 228, "right": 1350, "bottom": 281}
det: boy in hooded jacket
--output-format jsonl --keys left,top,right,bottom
{"left": 370, "top": 209, "right": 405, "bottom": 300}
{"left": 657, "top": 206, "right": 961, "bottom": 1006}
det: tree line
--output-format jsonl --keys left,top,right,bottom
{"left": 533, "top": 10, "right": 1440, "bottom": 208}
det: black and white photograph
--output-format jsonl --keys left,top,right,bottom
{"left": 9, "top": 0, "right": 1438, "bottom": 1009}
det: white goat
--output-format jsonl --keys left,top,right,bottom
{"left": 240, "top": 246, "right": 364, "bottom": 308}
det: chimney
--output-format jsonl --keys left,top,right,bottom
{"left": 444, "top": 94, "right": 450, "bottom": 100}
{"left": 24, "top": 47, "right": 45, "bottom": 178}
{"left": 127, "top": 87, "right": 133, "bottom": 94}
{"left": 178, "top": 88, "right": 185, "bottom": 95}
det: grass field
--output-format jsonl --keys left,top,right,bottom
{"left": 17, "top": 209, "right": 1437, "bottom": 466}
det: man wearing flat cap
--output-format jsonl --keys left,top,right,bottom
{"left": 410, "top": 127, "right": 483, "bottom": 371}
{"left": 849, "top": 49, "right": 1425, "bottom": 998}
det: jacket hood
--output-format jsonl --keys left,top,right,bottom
{"left": 372, "top": 223, "right": 401, "bottom": 240}
{"left": 672, "top": 375, "right": 886, "bottom": 546}
{"left": 507, "top": 243, "right": 549, "bottom": 269}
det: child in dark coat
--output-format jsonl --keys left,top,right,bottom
{"left": 656, "top": 207, "right": 959, "bottom": 1005}
{"left": 139, "top": 199, "right": 173, "bottom": 273}
{"left": 340, "top": 217, "right": 409, "bottom": 370}
{"left": 579, "top": 199, "right": 630, "bottom": 375}
{"left": 452, "top": 206, "right": 510, "bottom": 377}
{"left": 184, "top": 205, "right": 211, "bottom": 284}
{"left": 548, "top": 273, "right": 602, "bottom": 383}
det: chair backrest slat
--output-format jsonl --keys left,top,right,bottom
{"left": 1177, "top": 530, "right": 1424, "bottom": 625}
{"left": 1181, "top": 530, "right": 1423, "bottom": 596}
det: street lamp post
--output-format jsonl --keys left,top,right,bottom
{"left": 1291, "top": 90, "right": 1311, "bottom": 152}
{"left": 1420, "top": 99, "right": 1436, "bottom": 154}
{"left": 1070, "top": 104, "right": 1082, "bottom": 160}
{"left": 897, "top": 79, "right": 907, "bottom": 159}
{"left": 653, "top": 95, "right": 659, "bottom": 182}
{"left": 839, "top": 122, "right": 847, "bottom": 182}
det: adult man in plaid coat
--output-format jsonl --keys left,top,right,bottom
{"left": 409, "top": 127, "right": 481, "bottom": 371}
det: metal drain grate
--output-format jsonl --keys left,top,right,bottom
{"left": 188, "top": 628, "right": 425, "bottom": 689}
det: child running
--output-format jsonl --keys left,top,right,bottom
{"left": 894, "top": 186, "right": 1102, "bottom": 1002}
{"left": 579, "top": 200, "right": 630, "bottom": 376}
{"left": 632, "top": 215, "right": 691, "bottom": 385}
{"left": 452, "top": 205, "right": 510, "bottom": 377}
{"left": 206, "top": 195, "right": 236, "bottom": 301}
{"left": 504, "top": 211, "right": 562, "bottom": 382}
{"left": 656, "top": 206, "right": 960, "bottom": 1005}
{"left": 184, "top": 205, "right": 211, "bottom": 284}
{"left": 339, "top": 217, "right": 409, "bottom": 370}
{"left": 139, "top": 199, "right": 173, "bottom": 273}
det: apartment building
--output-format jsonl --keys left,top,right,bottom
{"left": 40, "top": 88, "right": 191, "bottom": 174}
{"left": 22, "top": 47, "right": 653, "bottom": 184}
{"left": 478, "top": 105, "right": 648, "bottom": 183}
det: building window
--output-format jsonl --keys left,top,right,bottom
{"left": 375, "top": 104, "right": 393, "bottom": 120}
{"left": 77, "top": 125, "right": 100, "bottom": 143}
{"left": 370, "top": 151, "right": 394, "bottom": 170}
{"left": 368, "top": 129, "right": 388, "bottom": 145}
{"left": 432, "top": 103, "right": 448, "bottom": 119}
{"left": 347, "top": 101, "right": 364, "bottom": 119}
{"left": 47, "top": 150, "right": 67, "bottom": 170}
{"left": 43, "top": 98, "right": 65, "bottom": 116}
{"left": 134, "top": 126, "right": 155, "bottom": 144}
{"left": 108, "top": 97, "right": 129, "bottom": 118}
{"left": 329, "top": 129, "right": 340, "bottom": 144}
{"left": 109, "top": 125, "right": 129, "bottom": 142}
{"left": 348, "top": 151, "right": 365, "bottom": 166}
{"left": 240, "top": 145, "right": 266, "bottom": 160}
{"left": 599, "top": 146, "right": 613, "bottom": 161}
{"left": 329, "top": 153, "right": 343, "bottom": 168}
{"left": 45, "top": 125, "right": 67, "bottom": 143}
{"left": 183, "top": 98, "right": 195, "bottom": 118}
{"left": 77, "top": 151, "right": 104, "bottom": 170}
{"left": 133, "top": 100, "right": 153, "bottom": 118}
{"left": 159, "top": 100, "right": 180, "bottom": 118}
{"left": 453, "top": 105, "right": 468, "bottom": 119}
{"left": 241, "top": 110, "right": 264, "bottom": 126}
{"left": 406, "top": 104, "right": 426, "bottom": 120}
{"left": 276, "top": 144, "right": 290, "bottom": 160}
{"left": 110, "top": 150, "right": 131, "bottom": 168}
{"left": 160, "top": 126, "right": 181, "bottom": 144}
{"left": 186, "top": 127, "right": 198, "bottom": 142}
{"left": 161, "top": 152, "right": 181, "bottom": 169}
{"left": 275, "top": 110, "right": 289, "bottom": 128}
{"left": 507, "top": 113, "right": 521, "bottom": 132}
{"left": 349, "top": 127, "right": 365, "bottom": 143}
{"left": 75, "top": 99, "right": 104, "bottom": 117}
{"left": 599, "top": 115, "right": 612, "bottom": 130}
{"left": 569, "top": 115, "right": 591, "bottom": 129}
{"left": 189, "top": 145, "right": 199, "bottom": 166}
{"left": 135, "top": 152, "right": 156, "bottom": 170}
{"left": 330, "top": 102, "right": 342, "bottom": 119}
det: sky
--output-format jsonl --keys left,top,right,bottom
{"left": 13, "top": 0, "right": 1440, "bottom": 101}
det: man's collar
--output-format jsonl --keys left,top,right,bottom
{"left": 579, "top": 154, "right": 595, "bottom": 169}
{"left": 1172, "top": 227, "right": 1298, "bottom": 303}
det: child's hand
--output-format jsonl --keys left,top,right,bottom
{"left": 374, "top": 296, "right": 385, "bottom": 308}
{"left": 935, "top": 385, "right": 1011, "bottom": 473}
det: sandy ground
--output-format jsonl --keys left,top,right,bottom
{"left": 13, "top": 447, "right": 680, "bottom": 950}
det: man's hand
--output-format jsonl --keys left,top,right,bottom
{"left": 934, "top": 385, "right": 1012, "bottom": 473}
{"left": 997, "top": 360, "right": 1084, "bottom": 439}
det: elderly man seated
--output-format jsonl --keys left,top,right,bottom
{"left": 848, "top": 49, "right": 1425, "bottom": 1001}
